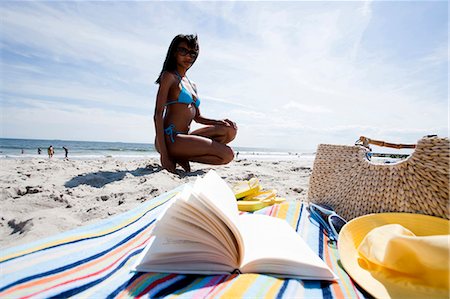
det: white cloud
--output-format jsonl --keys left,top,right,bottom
{"left": 1, "top": 3, "right": 164, "bottom": 85}
{"left": 419, "top": 44, "right": 449, "bottom": 65}
{"left": 3, "top": 77, "right": 151, "bottom": 111}
{"left": 201, "top": 96, "right": 252, "bottom": 109}
{"left": 2, "top": 100, "right": 153, "bottom": 143}
{"left": 229, "top": 109, "right": 267, "bottom": 119}
{"left": 282, "top": 101, "right": 331, "bottom": 114}
{"left": 360, "top": 0, "right": 373, "bottom": 17}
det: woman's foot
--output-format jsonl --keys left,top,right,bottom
{"left": 177, "top": 160, "right": 191, "bottom": 173}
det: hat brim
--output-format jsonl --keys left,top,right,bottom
{"left": 338, "top": 213, "right": 449, "bottom": 299}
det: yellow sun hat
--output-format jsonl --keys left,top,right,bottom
{"left": 338, "top": 213, "right": 450, "bottom": 299}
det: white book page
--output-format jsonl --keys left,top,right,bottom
{"left": 193, "top": 171, "right": 240, "bottom": 226}
{"left": 179, "top": 192, "right": 240, "bottom": 261}
{"left": 133, "top": 236, "right": 234, "bottom": 274}
{"left": 191, "top": 171, "right": 244, "bottom": 262}
{"left": 153, "top": 199, "right": 236, "bottom": 261}
{"left": 133, "top": 173, "right": 242, "bottom": 272}
{"left": 153, "top": 220, "right": 231, "bottom": 258}
{"left": 239, "top": 214, "right": 337, "bottom": 280}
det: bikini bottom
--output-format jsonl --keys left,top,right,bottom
{"left": 164, "top": 124, "right": 188, "bottom": 143}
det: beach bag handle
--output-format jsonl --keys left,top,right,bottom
{"left": 355, "top": 136, "right": 417, "bottom": 149}
{"left": 307, "top": 135, "right": 449, "bottom": 220}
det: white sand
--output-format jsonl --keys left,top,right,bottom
{"left": 0, "top": 157, "right": 313, "bottom": 249}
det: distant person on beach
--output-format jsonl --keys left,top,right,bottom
{"left": 21, "top": 149, "right": 24, "bottom": 154}
{"left": 48, "top": 145, "right": 54, "bottom": 158}
{"left": 38, "top": 148, "right": 42, "bottom": 155}
{"left": 154, "top": 34, "right": 237, "bottom": 173}
{"left": 62, "top": 146, "right": 68, "bottom": 159}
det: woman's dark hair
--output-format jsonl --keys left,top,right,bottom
{"left": 155, "top": 34, "right": 199, "bottom": 84}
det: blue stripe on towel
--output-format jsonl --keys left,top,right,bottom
{"left": 0, "top": 191, "right": 177, "bottom": 264}
{"left": 0, "top": 219, "right": 155, "bottom": 293}
{"left": 152, "top": 275, "right": 198, "bottom": 298}
{"left": 106, "top": 273, "right": 144, "bottom": 299}
{"left": 276, "top": 280, "right": 290, "bottom": 298}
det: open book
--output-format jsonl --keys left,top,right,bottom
{"left": 133, "top": 170, "right": 337, "bottom": 280}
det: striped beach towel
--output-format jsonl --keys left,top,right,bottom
{"left": 0, "top": 185, "right": 367, "bottom": 298}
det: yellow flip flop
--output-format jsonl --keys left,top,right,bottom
{"left": 237, "top": 197, "right": 286, "bottom": 212}
{"left": 232, "top": 178, "right": 261, "bottom": 199}
{"left": 238, "top": 189, "right": 286, "bottom": 212}
{"left": 243, "top": 189, "right": 276, "bottom": 201}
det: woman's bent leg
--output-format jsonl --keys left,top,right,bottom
{"left": 167, "top": 134, "right": 234, "bottom": 165}
{"left": 157, "top": 137, "right": 191, "bottom": 171}
{"left": 190, "top": 125, "right": 237, "bottom": 144}
{"left": 175, "top": 159, "right": 191, "bottom": 172}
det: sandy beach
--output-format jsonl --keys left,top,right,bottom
{"left": 0, "top": 157, "right": 313, "bottom": 249}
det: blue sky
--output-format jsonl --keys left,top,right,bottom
{"left": 1, "top": 1, "right": 448, "bottom": 151}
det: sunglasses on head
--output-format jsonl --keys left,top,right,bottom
{"left": 177, "top": 47, "right": 198, "bottom": 58}
{"left": 307, "top": 203, "right": 347, "bottom": 241}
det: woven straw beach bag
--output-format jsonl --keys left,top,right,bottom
{"left": 307, "top": 136, "right": 450, "bottom": 220}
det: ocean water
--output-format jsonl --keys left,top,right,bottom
{"left": 0, "top": 138, "right": 311, "bottom": 161}
{"left": 0, "top": 138, "right": 158, "bottom": 160}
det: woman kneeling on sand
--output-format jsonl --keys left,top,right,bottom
{"left": 154, "top": 34, "right": 237, "bottom": 173}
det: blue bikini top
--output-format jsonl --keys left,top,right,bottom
{"left": 165, "top": 71, "right": 200, "bottom": 108}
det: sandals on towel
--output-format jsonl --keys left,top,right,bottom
{"left": 243, "top": 189, "right": 277, "bottom": 201}
{"left": 232, "top": 178, "right": 261, "bottom": 199}
{"left": 232, "top": 178, "right": 286, "bottom": 212}
{"left": 237, "top": 191, "right": 286, "bottom": 212}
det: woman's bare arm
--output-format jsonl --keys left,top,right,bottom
{"left": 194, "top": 109, "right": 237, "bottom": 129}
{"left": 194, "top": 107, "right": 225, "bottom": 125}
{"left": 194, "top": 111, "right": 221, "bottom": 126}
{"left": 154, "top": 72, "right": 176, "bottom": 172}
